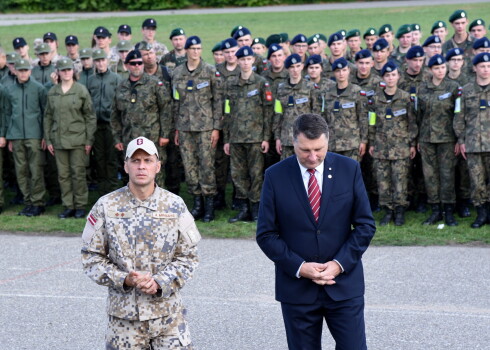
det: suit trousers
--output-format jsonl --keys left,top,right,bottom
{"left": 281, "top": 286, "right": 366, "bottom": 350}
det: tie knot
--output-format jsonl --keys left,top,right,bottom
{"left": 308, "top": 169, "right": 316, "bottom": 175}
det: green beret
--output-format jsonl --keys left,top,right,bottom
{"left": 79, "top": 48, "right": 93, "bottom": 59}
{"left": 469, "top": 19, "right": 486, "bottom": 31}
{"left": 307, "top": 35, "right": 320, "bottom": 46}
{"left": 314, "top": 33, "right": 327, "bottom": 42}
{"left": 379, "top": 24, "right": 393, "bottom": 34}
{"left": 265, "top": 34, "right": 282, "bottom": 48}
{"left": 211, "top": 42, "right": 222, "bottom": 53}
{"left": 396, "top": 24, "right": 412, "bottom": 39}
{"left": 412, "top": 24, "right": 421, "bottom": 31}
{"left": 363, "top": 27, "right": 378, "bottom": 38}
{"left": 92, "top": 49, "right": 107, "bottom": 60}
{"left": 15, "top": 58, "right": 31, "bottom": 70}
{"left": 117, "top": 40, "right": 133, "bottom": 52}
{"left": 252, "top": 37, "right": 266, "bottom": 46}
{"left": 345, "top": 29, "right": 361, "bottom": 40}
{"left": 169, "top": 28, "right": 185, "bottom": 39}
{"left": 279, "top": 32, "right": 289, "bottom": 42}
{"left": 36, "top": 43, "right": 51, "bottom": 55}
{"left": 230, "top": 25, "right": 244, "bottom": 37}
{"left": 449, "top": 9, "right": 467, "bottom": 23}
{"left": 6, "top": 52, "right": 20, "bottom": 64}
{"left": 431, "top": 20, "right": 447, "bottom": 33}
{"left": 56, "top": 57, "right": 74, "bottom": 70}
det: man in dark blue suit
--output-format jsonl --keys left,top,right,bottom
{"left": 257, "top": 113, "right": 376, "bottom": 350}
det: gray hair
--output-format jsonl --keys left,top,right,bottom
{"left": 293, "top": 113, "right": 329, "bottom": 141}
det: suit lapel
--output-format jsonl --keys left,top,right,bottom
{"left": 288, "top": 157, "right": 316, "bottom": 226}
{"left": 318, "top": 153, "right": 335, "bottom": 226}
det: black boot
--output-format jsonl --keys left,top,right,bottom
{"left": 228, "top": 199, "right": 251, "bottom": 223}
{"left": 202, "top": 196, "right": 215, "bottom": 222}
{"left": 415, "top": 194, "right": 428, "bottom": 213}
{"left": 457, "top": 198, "right": 471, "bottom": 218}
{"left": 190, "top": 196, "right": 204, "bottom": 219}
{"left": 423, "top": 204, "right": 443, "bottom": 225}
{"left": 213, "top": 189, "right": 227, "bottom": 210}
{"left": 251, "top": 201, "right": 260, "bottom": 222}
{"left": 379, "top": 209, "right": 393, "bottom": 226}
{"left": 394, "top": 206, "right": 405, "bottom": 226}
{"left": 369, "top": 194, "right": 380, "bottom": 212}
{"left": 471, "top": 204, "right": 487, "bottom": 229}
{"left": 443, "top": 204, "right": 458, "bottom": 226}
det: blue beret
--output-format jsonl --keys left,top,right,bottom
{"left": 285, "top": 54, "right": 302, "bottom": 69}
{"left": 305, "top": 54, "right": 322, "bottom": 67}
{"left": 332, "top": 57, "right": 349, "bottom": 71}
{"left": 381, "top": 61, "right": 398, "bottom": 76}
{"left": 406, "top": 46, "right": 425, "bottom": 59}
{"left": 221, "top": 38, "right": 238, "bottom": 50}
{"left": 422, "top": 35, "right": 442, "bottom": 47}
{"left": 328, "top": 31, "right": 344, "bottom": 46}
{"left": 428, "top": 54, "right": 446, "bottom": 67}
{"left": 233, "top": 27, "right": 251, "bottom": 40}
{"left": 372, "top": 38, "right": 389, "bottom": 51}
{"left": 472, "top": 52, "right": 490, "bottom": 66}
{"left": 446, "top": 48, "right": 464, "bottom": 60}
{"left": 235, "top": 46, "right": 253, "bottom": 58}
{"left": 185, "top": 36, "right": 201, "bottom": 49}
{"left": 473, "top": 37, "right": 490, "bottom": 50}
{"left": 355, "top": 49, "right": 372, "bottom": 61}
{"left": 267, "top": 43, "right": 282, "bottom": 59}
{"left": 124, "top": 50, "right": 142, "bottom": 64}
{"left": 291, "top": 34, "right": 307, "bottom": 45}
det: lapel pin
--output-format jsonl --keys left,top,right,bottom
{"left": 328, "top": 174, "right": 333, "bottom": 179}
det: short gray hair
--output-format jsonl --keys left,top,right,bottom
{"left": 293, "top": 113, "right": 329, "bottom": 141}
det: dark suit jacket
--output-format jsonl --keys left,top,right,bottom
{"left": 256, "top": 153, "right": 376, "bottom": 304}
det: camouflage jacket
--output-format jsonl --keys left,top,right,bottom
{"left": 369, "top": 88, "right": 418, "bottom": 159}
{"left": 223, "top": 73, "right": 273, "bottom": 143}
{"left": 215, "top": 62, "right": 241, "bottom": 103}
{"left": 446, "top": 70, "right": 472, "bottom": 88}
{"left": 453, "top": 82, "right": 490, "bottom": 152}
{"left": 150, "top": 41, "right": 169, "bottom": 61}
{"left": 398, "top": 68, "right": 431, "bottom": 113}
{"left": 442, "top": 34, "right": 474, "bottom": 57}
{"left": 417, "top": 77, "right": 460, "bottom": 143}
{"left": 172, "top": 60, "right": 222, "bottom": 132}
{"left": 315, "top": 83, "right": 368, "bottom": 152}
{"left": 389, "top": 46, "right": 409, "bottom": 66}
{"left": 261, "top": 68, "right": 289, "bottom": 96}
{"left": 81, "top": 185, "right": 200, "bottom": 321}
{"left": 160, "top": 50, "right": 187, "bottom": 71}
{"left": 111, "top": 73, "right": 172, "bottom": 145}
{"left": 253, "top": 53, "right": 268, "bottom": 74}
{"left": 273, "top": 78, "right": 316, "bottom": 146}
{"left": 350, "top": 72, "right": 383, "bottom": 106}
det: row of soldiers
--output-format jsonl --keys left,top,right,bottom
{"left": 0, "top": 9, "right": 489, "bottom": 229}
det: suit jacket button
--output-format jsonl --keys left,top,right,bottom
{"left": 317, "top": 230, "right": 320, "bottom": 234}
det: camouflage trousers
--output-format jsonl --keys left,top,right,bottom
{"left": 455, "top": 155, "right": 471, "bottom": 200}
{"left": 280, "top": 145, "right": 295, "bottom": 160}
{"left": 230, "top": 143, "right": 264, "bottom": 203}
{"left": 407, "top": 152, "right": 426, "bottom": 199}
{"left": 361, "top": 149, "right": 377, "bottom": 196}
{"left": 466, "top": 152, "right": 490, "bottom": 207}
{"left": 106, "top": 310, "right": 193, "bottom": 350}
{"left": 375, "top": 158, "right": 410, "bottom": 210}
{"left": 54, "top": 147, "right": 88, "bottom": 209}
{"left": 215, "top": 130, "right": 230, "bottom": 193}
{"left": 334, "top": 149, "right": 359, "bottom": 162}
{"left": 419, "top": 142, "right": 457, "bottom": 204}
{"left": 12, "top": 139, "right": 46, "bottom": 206}
{"left": 178, "top": 131, "right": 217, "bottom": 196}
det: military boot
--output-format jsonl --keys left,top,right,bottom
{"left": 228, "top": 199, "right": 251, "bottom": 223}
{"left": 190, "top": 196, "right": 204, "bottom": 219}
{"left": 423, "top": 204, "right": 443, "bottom": 225}
{"left": 394, "top": 206, "right": 405, "bottom": 226}
{"left": 213, "top": 189, "right": 227, "bottom": 210}
{"left": 456, "top": 198, "right": 471, "bottom": 218}
{"left": 369, "top": 194, "right": 380, "bottom": 212}
{"left": 471, "top": 204, "right": 487, "bottom": 229}
{"left": 379, "top": 209, "right": 393, "bottom": 226}
{"left": 202, "top": 196, "right": 215, "bottom": 223}
{"left": 443, "top": 204, "right": 458, "bottom": 226}
{"left": 251, "top": 201, "right": 260, "bottom": 222}
{"left": 415, "top": 194, "right": 428, "bottom": 213}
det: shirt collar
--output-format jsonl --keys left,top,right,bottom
{"left": 297, "top": 158, "right": 325, "bottom": 177}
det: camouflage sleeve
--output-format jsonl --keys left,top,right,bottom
{"left": 356, "top": 93, "right": 368, "bottom": 144}
{"left": 156, "top": 81, "right": 172, "bottom": 139}
{"left": 211, "top": 70, "right": 223, "bottom": 130}
{"left": 367, "top": 98, "right": 376, "bottom": 145}
{"left": 453, "top": 92, "right": 466, "bottom": 145}
{"left": 262, "top": 81, "right": 273, "bottom": 141}
{"left": 153, "top": 208, "right": 200, "bottom": 299}
{"left": 81, "top": 201, "right": 129, "bottom": 293}
{"left": 43, "top": 93, "right": 54, "bottom": 146}
{"left": 407, "top": 98, "right": 418, "bottom": 147}
{"left": 310, "top": 88, "right": 322, "bottom": 115}
{"left": 81, "top": 86, "right": 97, "bottom": 146}
{"left": 222, "top": 80, "right": 231, "bottom": 144}
{"left": 110, "top": 92, "right": 123, "bottom": 145}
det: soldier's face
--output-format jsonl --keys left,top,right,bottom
{"left": 186, "top": 45, "right": 202, "bottom": 60}
{"left": 237, "top": 56, "right": 254, "bottom": 72}
{"left": 44, "top": 39, "right": 58, "bottom": 52}
{"left": 448, "top": 56, "right": 464, "bottom": 71}
{"left": 470, "top": 25, "right": 486, "bottom": 39}
{"left": 293, "top": 132, "right": 329, "bottom": 169}
{"left": 94, "top": 58, "right": 108, "bottom": 73}
{"left": 223, "top": 47, "right": 238, "bottom": 64}
{"left": 347, "top": 37, "right": 361, "bottom": 51}
{"left": 59, "top": 68, "right": 74, "bottom": 81}
{"left": 213, "top": 51, "right": 225, "bottom": 65}
{"left": 406, "top": 57, "right": 424, "bottom": 75}
{"left": 293, "top": 43, "right": 307, "bottom": 56}
{"left": 433, "top": 28, "right": 448, "bottom": 42}
{"left": 356, "top": 57, "right": 374, "bottom": 77}
{"left": 288, "top": 63, "right": 303, "bottom": 79}
{"left": 411, "top": 30, "right": 422, "bottom": 44}
{"left": 142, "top": 27, "right": 156, "bottom": 41}
{"left": 15, "top": 45, "right": 29, "bottom": 57}
{"left": 119, "top": 50, "right": 129, "bottom": 61}
{"left": 452, "top": 18, "right": 468, "bottom": 35}
{"left": 7, "top": 63, "right": 16, "bottom": 74}
{"left": 308, "top": 43, "right": 321, "bottom": 56}
{"left": 398, "top": 33, "right": 413, "bottom": 49}
{"left": 96, "top": 36, "right": 111, "bottom": 49}
{"left": 81, "top": 57, "right": 93, "bottom": 69}
{"left": 364, "top": 35, "right": 378, "bottom": 49}
{"left": 373, "top": 49, "right": 389, "bottom": 63}
{"left": 38, "top": 52, "right": 51, "bottom": 66}
{"left": 474, "top": 62, "right": 490, "bottom": 80}
{"left": 118, "top": 32, "right": 131, "bottom": 41}
{"left": 329, "top": 41, "right": 344, "bottom": 57}
{"left": 252, "top": 44, "right": 266, "bottom": 57}
{"left": 237, "top": 35, "right": 252, "bottom": 47}
{"left": 141, "top": 49, "right": 157, "bottom": 67}
{"left": 125, "top": 149, "right": 161, "bottom": 188}
{"left": 307, "top": 63, "right": 322, "bottom": 79}
{"left": 424, "top": 44, "right": 442, "bottom": 58}
{"left": 172, "top": 35, "right": 186, "bottom": 50}
{"left": 380, "top": 31, "right": 394, "bottom": 44}
{"left": 430, "top": 64, "right": 446, "bottom": 80}
{"left": 383, "top": 70, "right": 400, "bottom": 88}
{"left": 333, "top": 66, "right": 349, "bottom": 83}
{"left": 16, "top": 69, "right": 31, "bottom": 83}
{"left": 128, "top": 59, "right": 144, "bottom": 78}
{"left": 269, "top": 50, "right": 285, "bottom": 69}
{"left": 65, "top": 44, "right": 79, "bottom": 56}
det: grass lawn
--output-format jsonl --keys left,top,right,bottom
{"left": 1, "top": 2, "right": 489, "bottom": 245}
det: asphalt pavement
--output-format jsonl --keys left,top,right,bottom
{"left": 0, "top": 233, "right": 489, "bottom": 349}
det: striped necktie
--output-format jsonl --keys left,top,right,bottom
{"left": 307, "top": 169, "right": 321, "bottom": 222}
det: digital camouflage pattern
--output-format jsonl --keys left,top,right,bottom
{"left": 160, "top": 50, "right": 188, "bottom": 71}
{"left": 375, "top": 158, "right": 410, "bottom": 209}
{"left": 466, "top": 153, "right": 490, "bottom": 206}
{"left": 261, "top": 68, "right": 289, "bottom": 96}
{"left": 152, "top": 41, "right": 170, "bottom": 61}
{"left": 230, "top": 143, "right": 264, "bottom": 203}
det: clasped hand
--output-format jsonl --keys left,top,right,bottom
{"left": 124, "top": 271, "right": 160, "bottom": 295}
{"left": 300, "top": 261, "right": 341, "bottom": 286}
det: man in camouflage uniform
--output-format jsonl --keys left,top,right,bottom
{"left": 81, "top": 136, "right": 200, "bottom": 349}
{"left": 391, "top": 24, "right": 413, "bottom": 66}
{"left": 369, "top": 61, "right": 418, "bottom": 226}
{"left": 160, "top": 28, "right": 187, "bottom": 70}
{"left": 432, "top": 20, "right": 449, "bottom": 43}
{"left": 442, "top": 10, "right": 474, "bottom": 56}
{"left": 345, "top": 29, "right": 362, "bottom": 63}
{"left": 111, "top": 50, "right": 172, "bottom": 188}
{"left": 453, "top": 52, "right": 490, "bottom": 228}
{"left": 223, "top": 46, "right": 272, "bottom": 222}
{"left": 423, "top": 35, "right": 443, "bottom": 67}
{"left": 172, "top": 36, "right": 221, "bottom": 222}
{"left": 417, "top": 54, "right": 461, "bottom": 226}
{"left": 141, "top": 18, "right": 169, "bottom": 61}
{"left": 379, "top": 24, "right": 395, "bottom": 53}
{"left": 233, "top": 27, "right": 267, "bottom": 73}
{"left": 363, "top": 27, "right": 378, "bottom": 51}
{"left": 316, "top": 57, "right": 367, "bottom": 161}
{"left": 372, "top": 38, "right": 391, "bottom": 76}
{"left": 273, "top": 54, "right": 316, "bottom": 159}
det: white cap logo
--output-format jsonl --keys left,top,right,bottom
{"left": 477, "top": 20, "right": 482, "bottom": 25}
{"left": 337, "top": 63, "right": 342, "bottom": 68}
{"left": 180, "top": 29, "right": 184, "bottom": 34}
{"left": 461, "top": 12, "right": 466, "bottom": 18}
{"left": 370, "top": 29, "right": 375, "bottom": 35}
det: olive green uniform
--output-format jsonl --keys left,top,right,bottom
{"left": 78, "top": 66, "right": 94, "bottom": 87}
{"left": 31, "top": 62, "right": 55, "bottom": 88}
{"left": 44, "top": 82, "right": 97, "bottom": 210}
{"left": 111, "top": 60, "right": 129, "bottom": 80}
